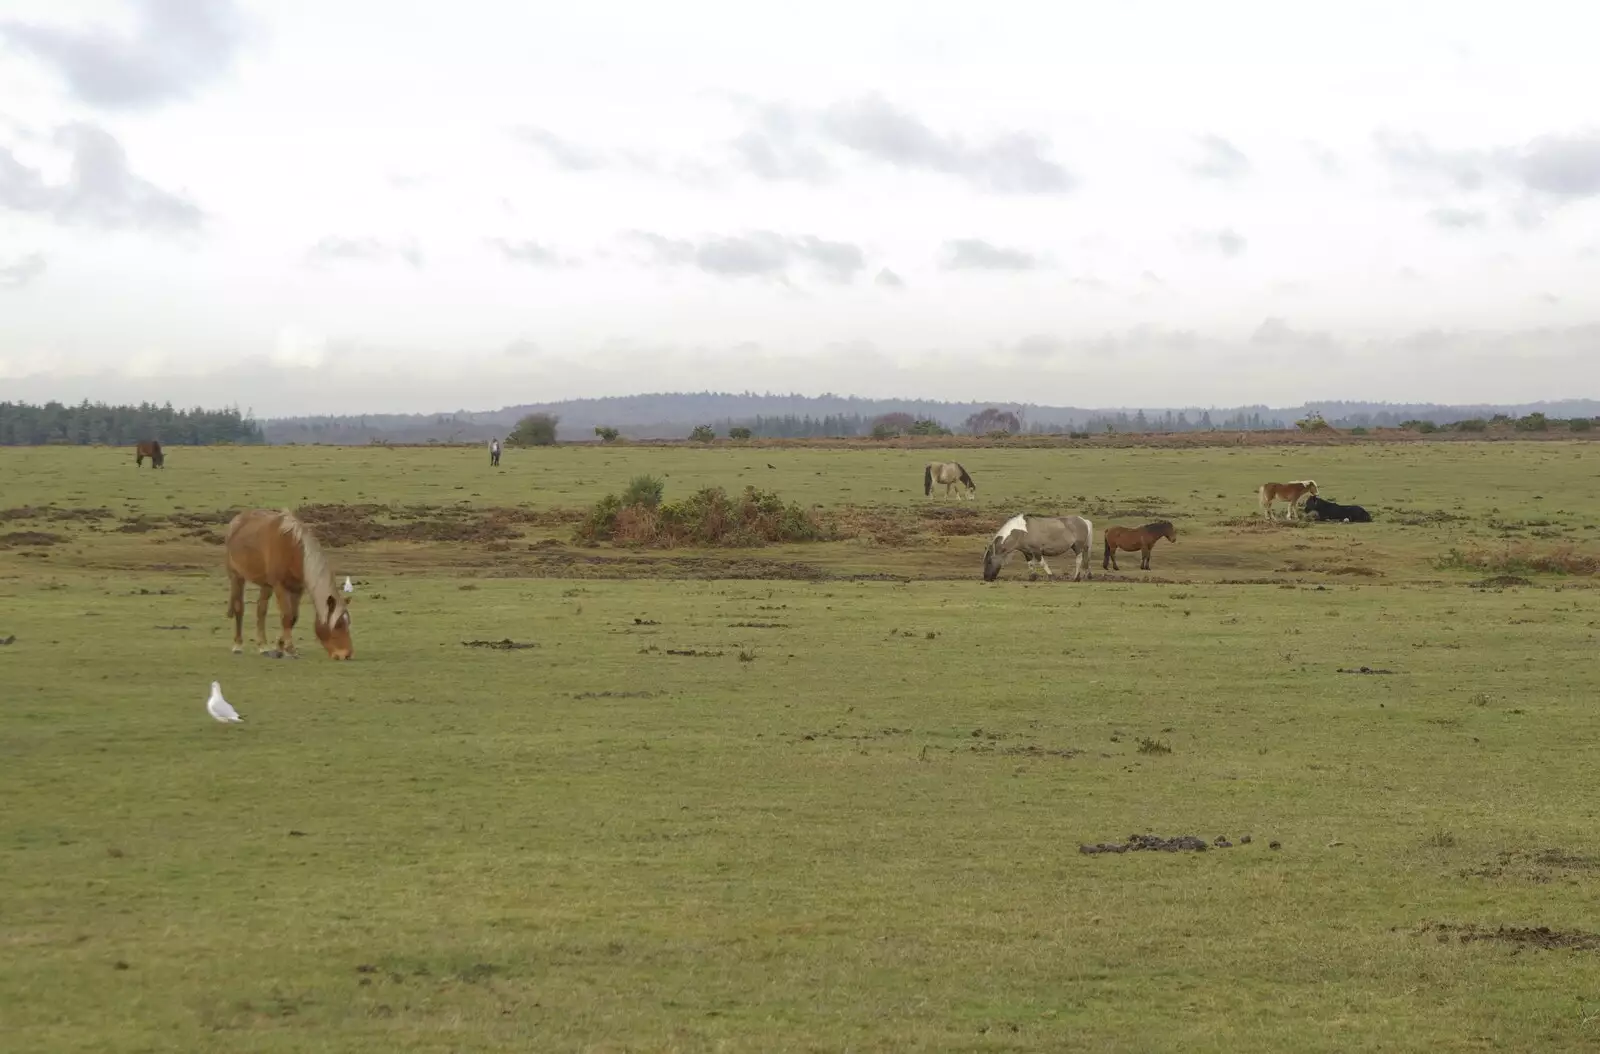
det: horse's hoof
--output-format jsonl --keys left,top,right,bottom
{"left": 231, "top": 645, "right": 243, "bottom": 655}
{"left": 260, "top": 648, "right": 281, "bottom": 659}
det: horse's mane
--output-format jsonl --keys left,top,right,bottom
{"left": 955, "top": 462, "right": 974, "bottom": 488}
{"left": 1141, "top": 520, "right": 1174, "bottom": 532}
{"left": 276, "top": 509, "right": 342, "bottom": 624}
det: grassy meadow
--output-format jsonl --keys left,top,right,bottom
{"left": 4, "top": 438, "right": 1600, "bottom": 1051}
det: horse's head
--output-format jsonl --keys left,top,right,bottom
{"left": 314, "top": 594, "right": 354, "bottom": 659}
{"left": 1163, "top": 523, "right": 1178, "bottom": 542}
{"left": 982, "top": 539, "right": 1005, "bottom": 581}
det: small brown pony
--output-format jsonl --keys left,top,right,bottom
{"left": 224, "top": 508, "right": 353, "bottom": 659}
{"left": 1257, "top": 480, "right": 1317, "bottom": 520}
{"left": 1103, "top": 521, "right": 1177, "bottom": 571}
{"left": 134, "top": 440, "right": 164, "bottom": 468}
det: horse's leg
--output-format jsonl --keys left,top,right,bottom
{"left": 1037, "top": 554, "right": 1054, "bottom": 577}
{"left": 227, "top": 572, "right": 246, "bottom": 654}
{"left": 255, "top": 586, "right": 274, "bottom": 654}
{"left": 1142, "top": 544, "right": 1152, "bottom": 570}
{"left": 275, "top": 585, "right": 301, "bottom": 656}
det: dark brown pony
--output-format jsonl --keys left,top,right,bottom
{"left": 1103, "top": 521, "right": 1177, "bottom": 571}
{"left": 224, "top": 508, "right": 353, "bottom": 659}
{"left": 134, "top": 440, "right": 164, "bottom": 468}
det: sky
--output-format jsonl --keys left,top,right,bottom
{"left": 2, "top": 0, "right": 1599, "bottom": 416}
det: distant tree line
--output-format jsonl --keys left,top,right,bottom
{"left": 0, "top": 400, "right": 264, "bottom": 446}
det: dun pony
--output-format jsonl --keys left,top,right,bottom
{"left": 134, "top": 440, "right": 164, "bottom": 468}
{"left": 1103, "top": 520, "right": 1177, "bottom": 571}
{"left": 224, "top": 509, "right": 353, "bottom": 659}
{"left": 925, "top": 461, "right": 976, "bottom": 500}
{"left": 982, "top": 512, "right": 1094, "bottom": 582}
{"left": 1257, "top": 480, "right": 1317, "bottom": 520}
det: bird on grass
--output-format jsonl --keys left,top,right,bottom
{"left": 207, "top": 681, "right": 243, "bottom": 723}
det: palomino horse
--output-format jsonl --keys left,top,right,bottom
{"left": 134, "top": 440, "right": 164, "bottom": 468}
{"left": 982, "top": 512, "right": 1094, "bottom": 582}
{"left": 925, "top": 461, "right": 976, "bottom": 500}
{"left": 1258, "top": 480, "right": 1317, "bottom": 520}
{"left": 224, "top": 508, "right": 353, "bottom": 659}
{"left": 1103, "top": 521, "right": 1177, "bottom": 571}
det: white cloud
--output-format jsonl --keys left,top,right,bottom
{"left": 2, "top": 0, "right": 1599, "bottom": 413}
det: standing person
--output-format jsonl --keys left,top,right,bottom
{"left": 489, "top": 437, "right": 501, "bottom": 467}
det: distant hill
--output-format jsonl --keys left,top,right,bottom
{"left": 259, "top": 392, "right": 1600, "bottom": 444}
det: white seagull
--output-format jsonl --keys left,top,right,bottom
{"left": 343, "top": 575, "right": 354, "bottom": 593}
{"left": 206, "top": 681, "right": 243, "bottom": 723}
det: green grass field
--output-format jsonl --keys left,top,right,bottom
{"left": 4, "top": 440, "right": 1600, "bottom": 1052}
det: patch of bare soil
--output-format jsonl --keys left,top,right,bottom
{"left": 1080, "top": 833, "right": 1254, "bottom": 854}
{"left": 1460, "top": 847, "right": 1600, "bottom": 883}
{"left": 1337, "top": 666, "right": 1397, "bottom": 674}
{"left": 1325, "top": 565, "right": 1382, "bottom": 576}
{"left": 1414, "top": 922, "right": 1600, "bottom": 952}
{"left": 1216, "top": 517, "right": 1309, "bottom": 531}
{"left": 0, "top": 531, "right": 65, "bottom": 548}
{"left": 508, "top": 550, "right": 834, "bottom": 581}
{"left": 294, "top": 503, "right": 579, "bottom": 546}
{"left": 916, "top": 506, "right": 991, "bottom": 537}
{"left": 1472, "top": 575, "right": 1534, "bottom": 588}
{"left": 0, "top": 505, "right": 112, "bottom": 523}
{"left": 460, "top": 638, "right": 540, "bottom": 650}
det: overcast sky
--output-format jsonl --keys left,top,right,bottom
{"left": 3, "top": 0, "right": 1599, "bottom": 415}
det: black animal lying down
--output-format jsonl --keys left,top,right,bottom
{"left": 1303, "top": 495, "right": 1372, "bottom": 523}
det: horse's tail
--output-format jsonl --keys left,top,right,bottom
{"left": 923, "top": 464, "right": 933, "bottom": 496}
{"left": 956, "top": 463, "right": 974, "bottom": 490}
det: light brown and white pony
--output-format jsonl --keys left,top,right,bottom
{"left": 1258, "top": 480, "right": 1318, "bottom": 520}
{"left": 224, "top": 508, "right": 353, "bottom": 659}
{"left": 983, "top": 512, "right": 1093, "bottom": 581}
{"left": 925, "top": 461, "right": 976, "bottom": 500}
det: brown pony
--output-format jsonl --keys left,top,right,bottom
{"left": 224, "top": 508, "right": 353, "bottom": 659}
{"left": 134, "top": 440, "right": 164, "bottom": 468}
{"left": 1103, "top": 521, "right": 1177, "bottom": 571}
{"left": 1257, "top": 480, "right": 1317, "bottom": 520}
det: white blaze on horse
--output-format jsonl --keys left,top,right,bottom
{"left": 925, "top": 461, "right": 976, "bottom": 500}
{"left": 1257, "top": 480, "right": 1318, "bottom": 520}
{"left": 982, "top": 513, "right": 1094, "bottom": 582}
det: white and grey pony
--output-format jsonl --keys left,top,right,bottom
{"left": 982, "top": 512, "right": 1094, "bottom": 582}
{"left": 925, "top": 461, "right": 976, "bottom": 500}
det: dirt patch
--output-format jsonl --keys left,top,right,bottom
{"left": 728, "top": 621, "right": 788, "bottom": 628}
{"left": 1326, "top": 566, "right": 1382, "bottom": 577}
{"left": 1337, "top": 666, "right": 1397, "bottom": 674}
{"left": 1460, "top": 847, "right": 1600, "bottom": 883}
{"left": 460, "top": 638, "right": 540, "bottom": 650}
{"left": 1415, "top": 922, "right": 1600, "bottom": 952}
{"left": 1472, "top": 575, "right": 1534, "bottom": 588}
{"left": 570, "top": 690, "right": 661, "bottom": 700}
{"left": 664, "top": 648, "right": 724, "bottom": 657}
{"left": 1079, "top": 833, "right": 1243, "bottom": 854}
{"left": 0, "top": 505, "right": 112, "bottom": 523}
{"left": 915, "top": 506, "right": 991, "bottom": 537}
{"left": 0, "top": 531, "right": 65, "bottom": 548}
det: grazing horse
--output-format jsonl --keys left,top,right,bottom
{"left": 1258, "top": 479, "right": 1317, "bottom": 520}
{"left": 134, "top": 440, "right": 164, "bottom": 468}
{"left": 224, "top": 508, "right": 353, "bottom": 659}
{"left": 925, "top": 461, "right": 976, "bottom": 500}
{"left": 1103, "top": 520, "right": 1177, "bottom": 571}
{"left": 1303, "top": 495, "right": 1372, "bottom": 523}
{"left": 982, "top": 512, "right": 1094, "bottom": 582}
